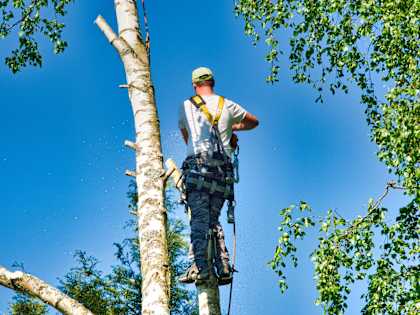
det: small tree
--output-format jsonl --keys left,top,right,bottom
{"left": 9, "top": 294, "right": 48, "bottom": 315}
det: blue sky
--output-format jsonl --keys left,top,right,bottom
{"left": 0, "top": 1, "right": 409, "bottom": 314}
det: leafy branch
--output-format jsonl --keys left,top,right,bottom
{"left": 1, "top": 0, "right": 74, "bottom": 72}
{"left": 270, "top": 182, "right": 418, "bottom": 314}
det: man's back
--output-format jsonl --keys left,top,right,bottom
{"left": 178, "top": 94, "right": 247, "bottom": 156}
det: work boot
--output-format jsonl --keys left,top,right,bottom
{"left": 179, "top": 263, "right": 210, "bottom": 284}
{"left": 215, "top": 259, "right": 233, "bottom": 286}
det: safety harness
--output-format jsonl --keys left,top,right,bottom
{"left": 190, "top": 95, "right": 224, "bottom": 126}
{"left": 182, "top": 95, "right": 236, "bottom": 210}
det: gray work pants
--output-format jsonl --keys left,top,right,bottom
{"left": 187, "top": 190, "right": 230, "bottom": 271}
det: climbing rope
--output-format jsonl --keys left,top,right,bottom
{"left": 227, "top": 219, "right": 237, "bottom": 315}
{"left": 141, "top": 0, "right": 151, "bottom": 62}
{"left": 227, "top": 145, "right": 239, "bottom": 315}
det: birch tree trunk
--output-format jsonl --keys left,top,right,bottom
{"left": 95, "top": 1, "right": 170, "bottom": 314}
{"left": 197, "top": 278, "right": 221, "bottom": 315}
{"left": 196, "top": 237, "right": 221, "bottom": 315}
{"left": 0, "top": 266, "right": 94, "bottom": 315}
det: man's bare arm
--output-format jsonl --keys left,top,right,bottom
{"left": 232, "top": 112, "right": 259, "bottom": 131}
{"left": 180, "top": 128, "right": 189, "bottom": 144}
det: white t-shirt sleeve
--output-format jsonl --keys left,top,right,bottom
{"left": 227, "top": 99, "right": 247, "bottom": 124}
{"left": 178, "top": 102, "right": 188, "bottom": 129}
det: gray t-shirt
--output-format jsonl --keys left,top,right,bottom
{"left": 178, "top": 94, "right": 247, "bottom": 156}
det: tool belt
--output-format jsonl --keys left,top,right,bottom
{"left": 182, "top": 152, "right": 235, "bottom": 201}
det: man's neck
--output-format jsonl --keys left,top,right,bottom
{"left": 195, "top": 86, "right": 214, "bottom": 96}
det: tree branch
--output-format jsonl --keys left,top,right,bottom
{"left": 95, "top": 15, "right": 139, "bottom": 62}
{"left": 5, "top": 0, "right": 39, "bottom": 32}
{"left": 0, "top": 266, "right": 94, "bottom": 315}
{"left": 95, "top": 13, "right": 149, "bottom": 66}
{"left": 338, "top": 181, "right": 405, "bottom": 239}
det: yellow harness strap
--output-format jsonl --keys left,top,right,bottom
{"left": 190, "top": 95, "right": 225, "bottom": 126}
{"left": 213, "top": 96, "right": 225, "bottom": 126}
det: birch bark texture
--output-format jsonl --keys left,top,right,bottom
{"left": 0, "top": 266, "right": 94, "bottom": 315}
{"left": 197, "top": 278, "right": 221, "bottom": 315}
{"left": 95, "top": 1, "right": 170, "bottom": 314}
{"left": 196, "top": 237, "right": 222, "bottom": 315}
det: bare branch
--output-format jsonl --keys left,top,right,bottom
{"left": 338, "top": 181, "right": 406, "bottom": 239}
{"left": 94, "top": 15, "right": 132, "bottom": 58}
{"left": 0, "top": 266, "right": 94, "bottom": 315}
{"left": 124, "top": 140, "right": 138, "bottom": 151}
{"left": 125, "top": 169, "right": 137, "bottom": 177}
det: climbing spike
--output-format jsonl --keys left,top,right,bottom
{"left": 124, "top": 140, "right": 138, "bottom": 150}
{"left": 125, "top": 169, "right": 137, "bottom": 177}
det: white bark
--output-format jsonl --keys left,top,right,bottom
{"left": 196, "top": 236, "right": 221, "bottom": 315}
{"left": 114, "top": 0, "right": 148, "bottom": 65}
{"left": 96, "top": 1, "right": 170, "bottom": 314}
{"left": 0, "top": 266, "right": 94, "bottom": 315}
{"left": 197, "top": 278, "right": 221, "bottom": 315}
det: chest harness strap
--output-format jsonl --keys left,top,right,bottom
{"left": 190, "top": 95, "right": 228, "bottom": 160}
{"left": 189, "top": 95, "right": 225, "bottom": 127}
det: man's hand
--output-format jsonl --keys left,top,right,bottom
{"left": 230, "top": 133, "right": 239, "bottom": 150}
{"left": 232, "top": 112, "right": 259, "bottom": 131}
{"left": 180, "top": 128, "right": 189, "bottom": 144}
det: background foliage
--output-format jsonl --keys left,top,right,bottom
{"left": 8, "top": 294, "right": 47, "bottom": 315}
{"left": 235, "top": 0, "right": 419, "bottom": 196}
{"left": 235, "top": 0, "right": 419, "bottom": 314}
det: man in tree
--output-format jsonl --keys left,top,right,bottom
{"left": 178, "top": 67, "right": 259, "bottom": 285}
